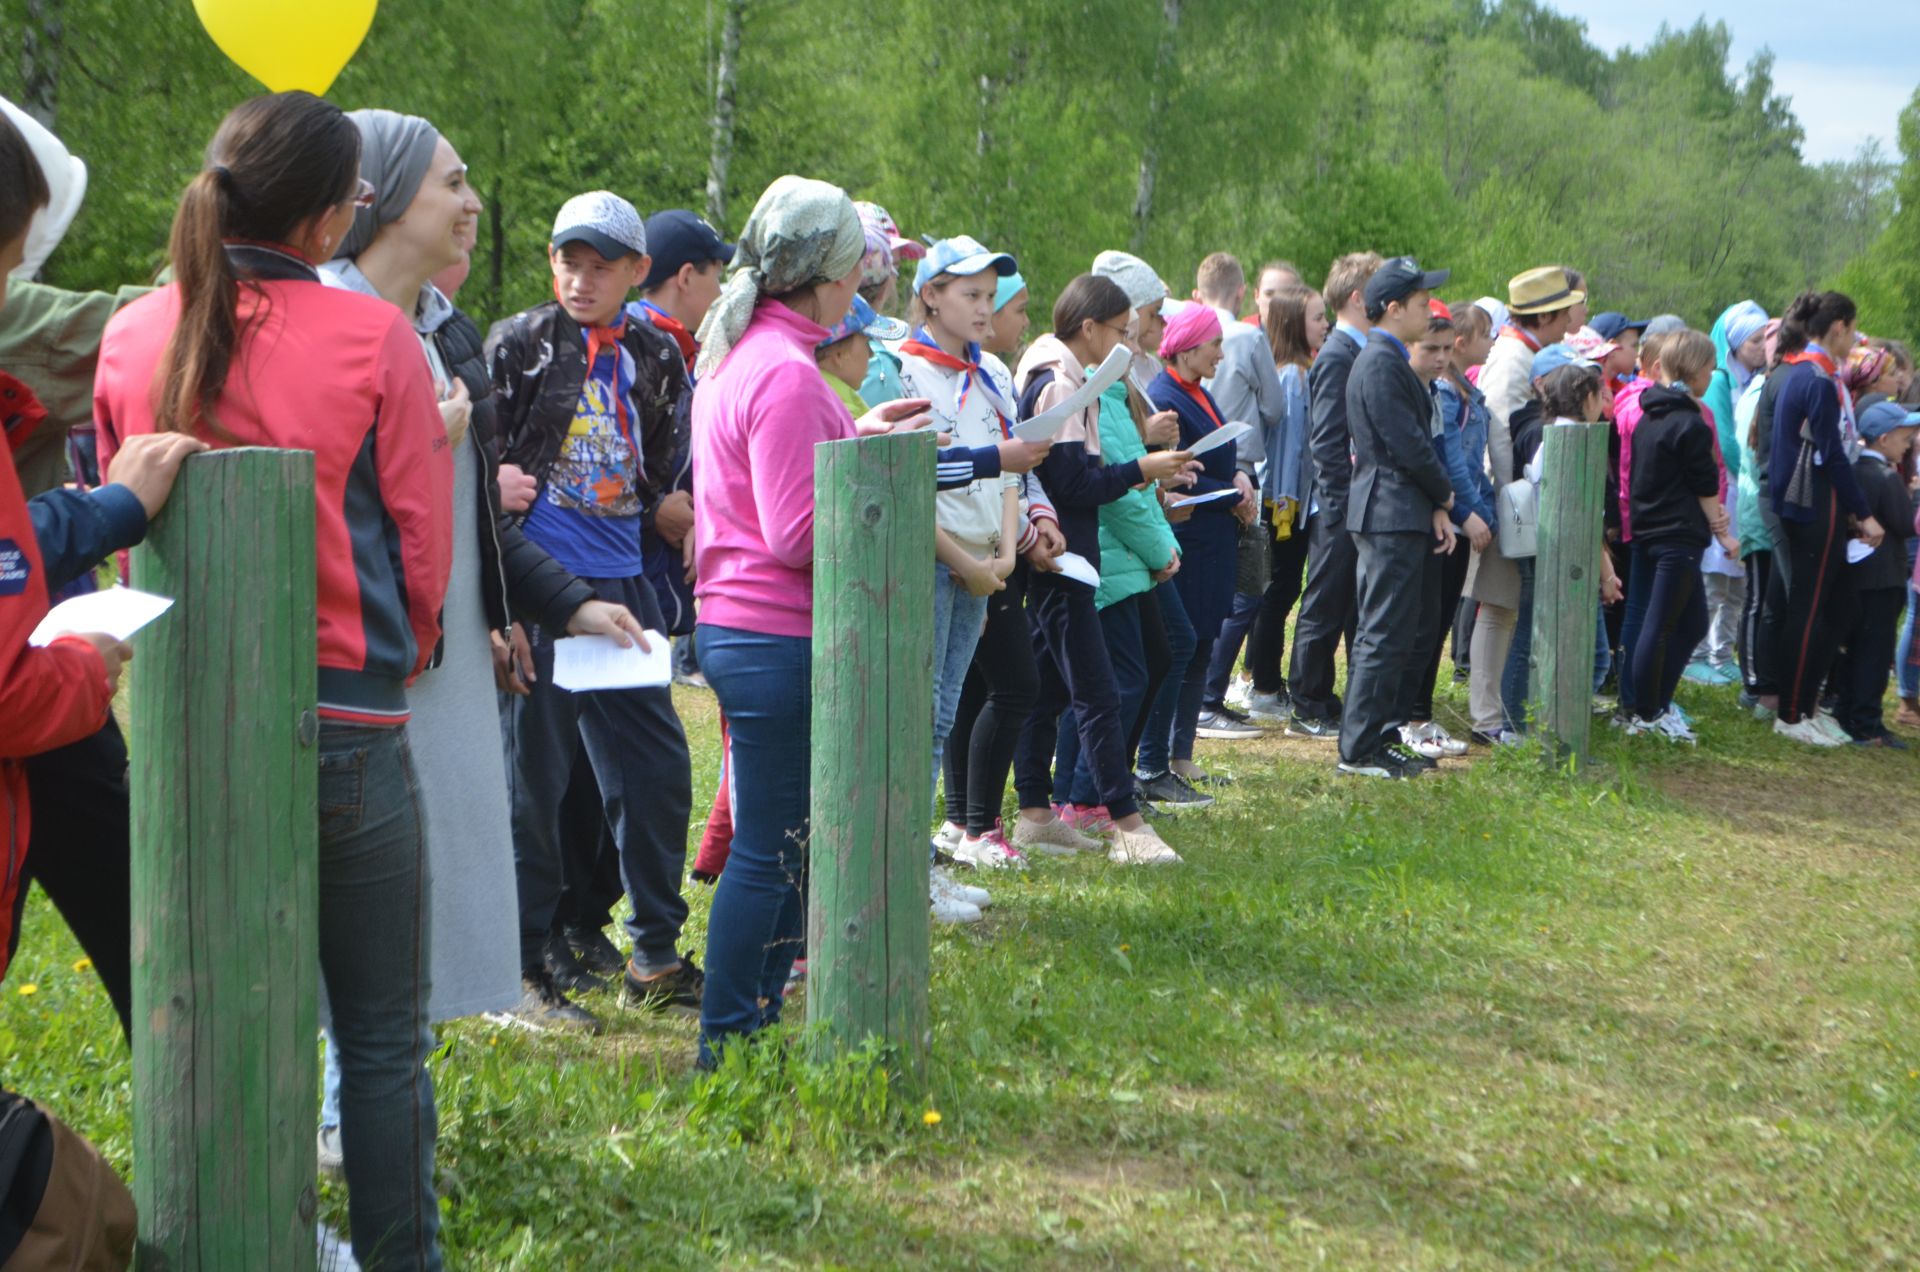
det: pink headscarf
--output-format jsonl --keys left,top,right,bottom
{"left": 1158, "top": 303, "right": 1222, "bottom": 361}
{"left": 1845, "top": 346, "right": 1891, "bottom": 394}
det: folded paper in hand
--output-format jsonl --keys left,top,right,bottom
{"left": 1184, "top": 420, "right": 1252, "bottom": 457}
{"left": 1011, "top": 345, "right": 1134, "bottom": 443}
{"left": 1050, "top": 551, "right": 1101, "bottom": 589}
{"left": 1169, "top": 488, "right": 1240, "bottom": 509}
{"left": 1846, "top": 538, "right": 1875, "bottom": 565}
{"left": 29, "top": 585, "right": 174, "bottom": 647}
{"left": 552, "top": 630, "right": 672, "bottom": 691}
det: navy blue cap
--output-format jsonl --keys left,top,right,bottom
{"left": 1364, "top": 256, "right": 1450, "bottom": 313}
{"left": 1590, "top": 312, "right": 1648, "bottom": 341}
{"left": 641, "top": 210, "right": 735, "bottom": 290}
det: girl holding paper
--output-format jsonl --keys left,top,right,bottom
{"left": 1145, "top": 305, "right": 1257, "bottom": 783}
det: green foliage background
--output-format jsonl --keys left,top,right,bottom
{"left": 3, "top": 0, "right": 1910, "bottom": 334}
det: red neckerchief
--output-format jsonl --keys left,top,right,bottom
{"left": 636, "top": 300, "right": 698, "bottom": 371}
{"left": 0, "top": 372, "right": 47, "bottom": 455}
{"left": 1501, "top": 324, "right": 1543, "bottom": 353}
{"left": 1784, "top": 348, "right": 1836, "bottom": 377}
{"left": 553, "top": 280, "right": 637, "bottom": 456}
{"left": 1166, "top": 367, "right": 1226, "bottom": 430}
{"left": 899, "top": 329, "right": 1011, "bottom": 435}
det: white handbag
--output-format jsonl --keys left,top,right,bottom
{"left": 1497, "top": 478, "right": 1538, "bottom": 559}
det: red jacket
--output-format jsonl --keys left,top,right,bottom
{"left": 95, "top": 245, "right": 452, "bottom": 726}
{"left": 1, "top": 377, "right": 115, "bottom": 981}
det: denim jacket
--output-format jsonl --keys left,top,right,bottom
{"left": 1434, "top": 374, "right": 1496, "bottom": 529}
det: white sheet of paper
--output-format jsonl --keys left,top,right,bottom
{"left": 1846, "top": 538, "right": 1875, "bottom": 565}
{"left": 1050, "top": 551, "right": 1101, "bottom": 589}
{"left": 29, "top": 585, "right": 174, "bottom": 647}
{"left": 1169, "top": 488, "right": 1241, "bottom": 509}
{"left": 551, "top": 630, "right": 672, "bottom": 691}
{"left": 1184, "top": 420, "right": 1253, "bottom": 458}
{"left": 1011, "top": 345, "right": 1134, "bottom": 442}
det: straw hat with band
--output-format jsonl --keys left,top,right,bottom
{"left": 1505, "top": 266, "right": 1584, "bottom": 316}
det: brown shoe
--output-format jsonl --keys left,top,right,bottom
{"left": 1894, "top": 698, "right": 1920, "bottom": 730}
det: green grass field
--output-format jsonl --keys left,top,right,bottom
{"left": 5, "top": 676, "right": 1918, "bottom": 1269}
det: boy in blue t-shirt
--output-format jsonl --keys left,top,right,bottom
{"left": 484, "top": 191, "right": 700, "bottom": 1031}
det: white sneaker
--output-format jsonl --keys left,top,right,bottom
{"left": 317, "top": 1123, "right": 344, "bottom": 1174}
{"left": 931, "top": 865, "right": 990, "bottom": 909}
{"left": 1813, "top": 711, "right": 1853, "bottom": 745}
{"left": 1107, "top": 825, "right": 1182, "bottom": 865}
{"left": 1774, "top": 716, "right": 1841, "bottom": 747}
{"left": 952, "top": 834, "right": 1028, "bottom": 870}
{"left": 934, "top": 820, "right": 965, "bottom": 852}
{"left": 1009, "top": 815, "right": 1100, "bottom": 856}
{"left": 1224, "top": 676, "right": 1254, "bottom": 712}
{"left": 1245, "top": 689, "right": 1290, "bottom": 724}
{"left": 1413, "top": 721, "right": 1469, "bottom": 756}
{"left": 1652, "top": 709, "right": 1698, "bottom": 745}
{"left": 931, "top": 892, "right": 983, "bottom": 924}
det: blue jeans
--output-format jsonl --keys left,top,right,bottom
{"left": 1899, "top": 586, "right": 1918, "bottom": 700}
{"left": 1616, "top": 544, "right": 1654, "bottom": 710}
{"left": 1139, "top": 581, "right": 1196, "bottom": 773}
{"left": 1202, "top": 590, "right": 1260, "bottom": 708}
{"left": 695, "top": 624, "right": 810, "bottom": 1068}
{"left": 1056, "top": 593, "right": 1150, "bottom": 804}
{"left": 931, "top": 563, "right": 990, "bottom": 811}
{"left": 318, "top": 724, "right": 440, "bottom": 1271}
{"left": 1593, "top": 598, "right": 1612, "bottom": 694}
{"left": 1502, "top": 559, "right": 1535, "bottom": 733}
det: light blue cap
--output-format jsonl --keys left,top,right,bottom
{"left": 994, "top": 272, "right": 1028, "bottom": 312}
{"left": 817, "top": 295, "right": 908, "bottom": 350}
{"left": 913, "top": 235, "right": 1018, "bottom": 294}
{"left": 1531, "top": 342, "right": 1596, "bottom": 380}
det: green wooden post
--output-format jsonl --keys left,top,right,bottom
{"left": 807, "top": 430, "right": 935, "bottom": 1080}
{"left": 129, "top": 449, "right": 319, "bottom": 1271}
{"left": 1531, "top": 422, "right": 1610, "bottom": 768}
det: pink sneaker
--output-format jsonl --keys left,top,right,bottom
{"left": 1053, "top": 802, "right": 1113, "bottom": 834}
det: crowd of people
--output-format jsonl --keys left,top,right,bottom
{"left": 2, "top": 90, "right": 1917, "bottom": 1270}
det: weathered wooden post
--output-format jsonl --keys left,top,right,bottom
{"left": 807, "top": 430, "right": 935, "bottom": 1080}
{"left": 1531, "top": 422, "right": 1610, "bottom": 768}
{"left": 129, "top": 449, "right": 319, "bottom": 1270}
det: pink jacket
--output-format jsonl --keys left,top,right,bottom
{"left": 691, "top": 299, "right": 855, "bottom": 638}
{"left": 1616, "top": 377, "right": 1728, "bottom": 542}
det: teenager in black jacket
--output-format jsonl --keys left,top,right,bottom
{"left": 1835, "top": 400, "right": 1920, "bottom": 746}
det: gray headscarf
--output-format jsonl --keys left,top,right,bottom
{"left": 695, "top": 174, "right": 865, "bottom": 378}
{"left": 334, "top": 109, "right": 440, "bottom": 261}
{"left": 1643, "top": 313, "right": 1687, "bottom": 338}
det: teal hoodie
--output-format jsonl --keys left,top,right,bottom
{"left": 1093, "top": 379, "right": 1177, "bottom": 609}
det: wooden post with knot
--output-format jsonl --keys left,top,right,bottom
{"left": 129, "top": 448, "right": 320, "bottom": 1270}
{"left": 1531, "top": 422, "right": 1610, "bottom": 769}
{"left": 807, "top": 429, "right": 935, "bottom": 1080}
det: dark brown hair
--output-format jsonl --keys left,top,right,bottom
{"left": 1050, "top": 274, "right": 1131, "bottom": 341}
{"left": 158, "top": 92, "right": 361, "bottom": 436}
{"left": 1263, "top": 286, "right": 1318, "bottom": 370}
{"left": 0, "top": 112, "right": 51, "bottom": 249}
{"left": 1540, "top": 363, "right": 1604, "bottom": 420}
{"left": 1776, "top": 290, "right": 1857, "bottom": 360}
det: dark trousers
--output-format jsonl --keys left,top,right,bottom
{"left": 1738, "top": 550, "right": 1773, "bottom": 693}
{"left": 1288, "top": 511, "right": 1358, "bottom": 722}
{"left": 554, "top": 754, "right": 621, "bottom": 934}
{"left": 1340, "top": 530, "right": 1433, "bottom": 761}
{"left": 1013, "top": 575, "right": 1140, "bottom": 819}
{"left": 1628, "top": 539, "right": 1708, "bottom": 721}
{"left": 1452, "top": 593, "right": 1476, "bottom": 672}
{"left": 1132, "top": 584, "right": 1188, "bottom": 768}
{"left": 16, "top": 719, "right": 132, "bottom": 1038}
{"left": 1201, "top": 591, "right": 1260, "bottom": 709}
{"left": 1773, "top": 490, "right": 1854, "bottom": 725}
{"left": 944, "top": 569, "right": 1040, "bottom": 836}
{"left": 1245, "top": 527, "right": 1313, "bottom": 695}
{"left": 503, "top": 574, "right": 691, "bottom": 972}
{"left": 1836, "top": 586, "right": 1904, "bottom": 740}
{"left": 1752, "top": 505, "right": 1792, "bottom": 697}
{"left": 1056, "top": 592, "right": 1150, "bottom": 806}
{"left": 1411, "top": 535, "right": 1471, "bottom": 722}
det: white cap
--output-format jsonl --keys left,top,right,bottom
{"left": 550, "top": 191, "right": 647, "bottom": 259}
{"left": 1, "top": 96, "right": 88, "bottom": 280}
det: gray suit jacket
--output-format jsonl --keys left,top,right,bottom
{"left": 1205, "top": 312, "right": 1283, "bottom": 479}
{"left": 1346, "top": 331, "right": 1454, "bottom": 534}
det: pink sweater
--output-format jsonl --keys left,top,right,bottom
{"left": 692, "top": 299, "right": 856, "bottom": 638}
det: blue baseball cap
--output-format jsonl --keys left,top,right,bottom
{"left": 818, "top": 296, "right": 908, "bottom": 350}
{"left": 1857, "top": 399, "right": 1920, "bottom": 441}
{"left": 913, "top": 235, "right": 1018, "bottom": 293}
{"left": 1531, "top": 342, "right": 1597, "bottom": 380}
{"left": 1590, "top": 312, "right": 1648, "bottom": 341}
{"left": 640, "top": 209, "right": 734, "bottom": 290}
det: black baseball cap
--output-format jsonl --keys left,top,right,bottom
{"left": 1364, "top": 256, "right": 1451, "bottom": 313}
{"left": 642, "top": 210, "right": 735, "bottom": 290}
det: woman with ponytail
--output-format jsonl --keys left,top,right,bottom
{"left": 94, "top": 91, "right": 452, "bottom": 1271}
{"left": 1765, "top": 290, "right": 1884, "bottom": 746}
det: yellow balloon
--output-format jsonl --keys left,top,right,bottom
{"left": 192, "top": 0, "right": 378, "bottom": 96}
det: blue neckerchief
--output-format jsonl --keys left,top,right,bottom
{"left": 1375, "top": 329, "right": 1409, "bottom": 360}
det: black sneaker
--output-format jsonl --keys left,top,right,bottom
{"left": 543, "top": 931, "right": 607, "bottom": 995}
{"left": 1137, "top": 770, "right": 1215, "bottom": 810}
{"left": 624, "top": 954, "right": 704, "bottom": 1016}
{"left": 1386, "top": 742, "right": 1437, "bottom": 772}
{"left": 1194, "top": 710, "right": 1262, "bottom": 739}
{"left": 1451, "top": 666, "right": 1470, "bottom": 684}
{"left": 1286, "top": 714, "right": 1339, "bottom": 741}
{"left": 1213, "top": 703, "right": 1254, "bottom": 725}
{"left": 510, "top": 969, "right": 601, "bottom": 1033}
{"left": 1336, "top": 748, "right": 1414, "bottom": 780}
{"left": 565, "top": 922, "right": 627, "bottom": 978}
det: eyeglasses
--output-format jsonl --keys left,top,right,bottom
{"left": 351, "top": 178, "right": 376, "bottom": 209}
{"left": 1098, "top": 320, "right": 1133, "bottom": 339}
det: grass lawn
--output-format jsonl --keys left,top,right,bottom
{"left": 4, "top": 675, "right": 1918, "bottom": 1269}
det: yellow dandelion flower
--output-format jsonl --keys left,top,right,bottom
{"left": 15, "top": 983, "right": 37, "bottom": 996}
{"left": 72, "top": 957, "right": 93, "bottom": 974}
{"left": 1119, "top": 944, "right": 1130, "bottom": 952}
{"left": 922, "top": 1109, "right": 942, "bottom": 1126}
